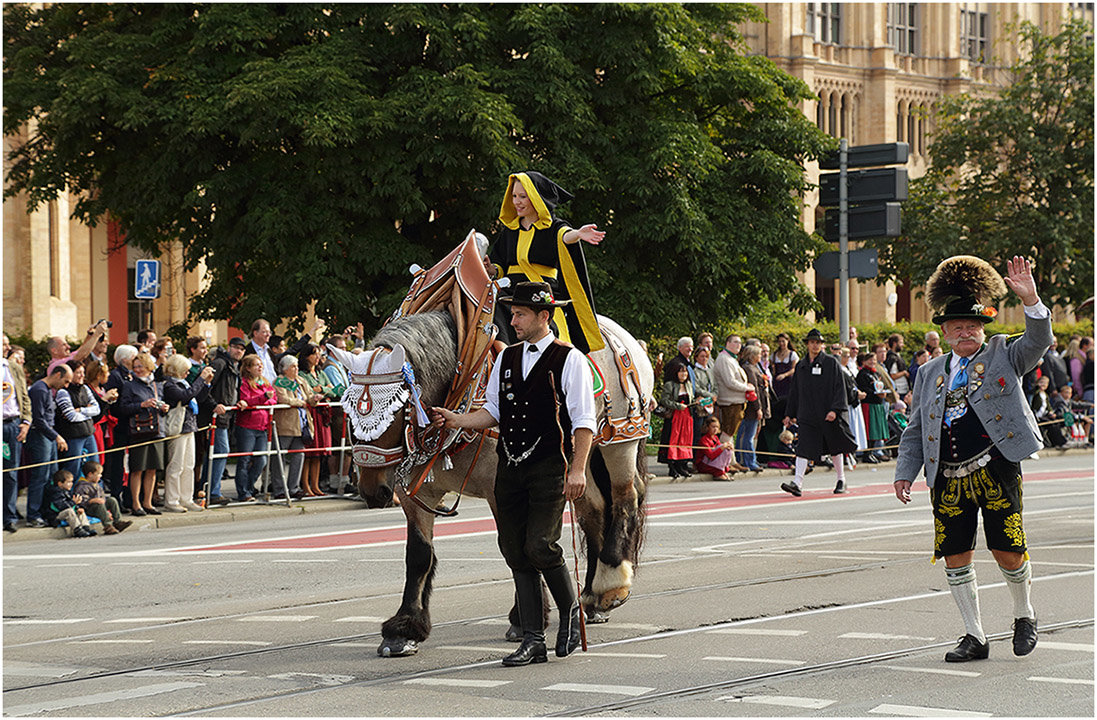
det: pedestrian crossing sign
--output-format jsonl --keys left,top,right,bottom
{"left": 134, "top": 259, "right": 161, "bottom": 299}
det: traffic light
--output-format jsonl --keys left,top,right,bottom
{"left": 818, "top": 141, "right": 909, "bottom": 240}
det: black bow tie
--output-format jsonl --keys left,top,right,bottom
{"left": 527, "top": 344, "right": 539, "bottom": 353}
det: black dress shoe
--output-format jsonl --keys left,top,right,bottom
{"left": 501, "top": 635, "right": 547, "bottom": 666}
{"left": 780, "top": 482, "right": 802, "bottom": 497}
{"left": 556, "top": 604, "right": 582, "bottom": 658}
{"left": 833, "top": 480, "right": 847, "bottom": 494}
{"left": 4, "top": 523, "right": 17, "bottom": 533}
{"left": 1012, "top": 617, "right": 1037, "bottom": 656}
{"left": 945, "top": 634, "right": 989, "bottom": 662}
{"left": 130, "top": 507, "right": 147, "bottom": 517}
{"left": 144, "top": 506, "right": 161, "bottom": 515}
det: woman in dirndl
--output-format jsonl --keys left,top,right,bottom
{"left": 298, "top": 344, "right": 339, "bottom": 496}
{"left": 660, "top": 364, "right": 696, "bottom": 479}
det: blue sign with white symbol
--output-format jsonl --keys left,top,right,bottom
{"left": 134, "top": 259, "right": 161, "bottom": 299}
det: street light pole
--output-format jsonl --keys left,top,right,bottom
{"left": 838, "top": 138, "right": 849, "bottom": 345}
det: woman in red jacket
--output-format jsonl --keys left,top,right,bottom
{"left": 234, "top": 354, "right": 276, "bottom": 501}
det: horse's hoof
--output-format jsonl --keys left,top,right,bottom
{"left": 377, "top": 638, "right": 419, "bottom": 657}
{"left": 585, "top": 607, "right": 611, "bottom": 624}
{"left": 597, "top": 587, "right": 631, "bottom": 611}
{"left": 505, "top": 624, "right": 522, "bottom": 642}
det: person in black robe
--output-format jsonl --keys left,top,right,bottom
{"left": 781, "top": 329, "right": 856, "bottom": 497}
{"left": 485, "top": 171, "right": 605, "bottom": 354}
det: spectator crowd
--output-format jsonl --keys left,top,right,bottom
{"left": 2, "top": 317, "right": 371, "bottom": 537}
{"left": 654, "top": 329, "right": 1094, "bottom": 481}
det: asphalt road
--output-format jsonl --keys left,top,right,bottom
{"left": 3, "top": 450, "right": 1093, "bottom": 717}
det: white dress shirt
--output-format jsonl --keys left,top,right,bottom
{"left": 483, "top": 332, "right": 597, "bottom": 434}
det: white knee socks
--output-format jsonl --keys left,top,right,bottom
{"left": 1000, "top": 560, "right": 1035, "bottom": 619}
{"left": 793, "top": 457, "right": 809, "bottom": 488}
{"left": 831, "top": 455, "right": 845, "bottom": 483}
{"left": 945, "top": 563, "right": 985, "bottom": 643}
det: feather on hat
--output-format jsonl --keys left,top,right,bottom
{"left": 925, "top": 255, "right": 1007, "bottom": 325}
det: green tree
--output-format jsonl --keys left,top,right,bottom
{"left": 868, "top": 19, "right": 1094, "bottom": 310}
{"left": 4, "top": 3, "right": 833, "bottom": 338}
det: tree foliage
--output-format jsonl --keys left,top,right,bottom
{"left": 4, "top": 3, "right": 834, "bottom": 338}
{"left": 867, "top": 19, "right": 1094, "bottom": 310}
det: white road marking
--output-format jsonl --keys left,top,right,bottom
{"left": 437, "top": 645, "right": 509, "bottom": 653}
{"left": 5, "top": 618, "right": 94, "bottom": 625}
{"left": 720, "top": 694, "right": 835, "bottom": 709}
{"left": 1037, "top": 641, "right": 1094, "bottom": 652}
{"left": 182, "top": 640, "right": 271, "bottom": 646}
{"left": 881, "top": 665, "right": 980, "bottom": 677}
{"left": 869, "top": 703, "right": 991, "bottom": 717}
{"left": 1028, "top": 676, "right": 1094, "bottom": 685}
{"left": 333, "top": 616, "right": 386, "bottom": 623}
{"left": 1, "top": 662, "right": 85, "bottom": 678}
{"left": 474, "top": 618, "right": 513, "bottom": 626}
{"left": 3, "top": 681, "right": 204, "bottom": 716}
{"left": 589, "top": 622, "right": 663, "bottom": 632}
{"left": 841, "top": 632, "right": 936, "bottom": 641}
{"left": 707, "top": 628, "right": 808, "bottom": 636}
{"left": 404, "top": 678, "right": 511, "bottom": 688}
{"left": 543, "top": 682, "right": 653, "bottom": 696}
{"left": 705, "top": 656, "right": 805, "bottom": 666}
{"left": 36, "top": 563, "right": 90, "bottom": 568}
{"left": 192, "top": 560, "right": 253, "bottom": 565}
{"left": 235, "top": 615, "right": 316, "bottom": 622}
{"left": 69, "top": 639, "right": 155, "bottom": 644}
{"left": 110, "top": 561, "right": 169, "bottom": 566}
{"left": 268, "top": 672, "right": 355, "bottom": 685}
{"left": 105, "top": 617, "right": 187, "bottom": 624}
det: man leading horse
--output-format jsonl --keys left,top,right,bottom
{"left": 432, "top": 281, "right": 594, "bottom": 667}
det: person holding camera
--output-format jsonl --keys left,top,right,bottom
{"left": 115, "top": 352, "right": 169, "bottom": 515}
{"left": 45, "top": 320, "right": 111, "bottom": 377}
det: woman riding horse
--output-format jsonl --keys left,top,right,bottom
{"left": 485, "top": 171, "right": 606, "bottom": 354}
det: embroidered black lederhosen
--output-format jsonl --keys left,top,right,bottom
{"left": 931, "top": 385, "right": 1026, "bottom": 558}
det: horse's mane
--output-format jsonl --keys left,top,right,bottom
{"left": 369, "top": 311, "right": 458, "bottom": 407}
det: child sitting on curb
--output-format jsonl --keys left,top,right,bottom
{"left": 74, "top": 461, "right": 132, "bottom": 535}
{"left": 42, "top": 470, "right": 96, "bottom": 538}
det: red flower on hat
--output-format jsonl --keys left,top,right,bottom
{"left": 982, "top": 306, "right": 998, "bottom": 318}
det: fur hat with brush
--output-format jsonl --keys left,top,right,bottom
{"left": 925, "top": 255, "right": 1007, "bottom": 325}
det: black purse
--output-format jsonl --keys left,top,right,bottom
{"left": 128, "top": 409, "right": 159, "bottom": 439}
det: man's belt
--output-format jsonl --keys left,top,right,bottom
{"left": 508, "top": 264, "right": 557, "bottom": 280}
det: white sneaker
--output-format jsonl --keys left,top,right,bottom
{"left": 182, "top": 502, "right": 204, "bottom": 512}
{"left": 163, "top": 504, "right": 187, "bottom": 513}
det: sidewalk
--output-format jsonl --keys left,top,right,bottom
{"left": 5, "top": 447, "right": 1088, "bottom": 543}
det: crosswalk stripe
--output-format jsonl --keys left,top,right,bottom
{"left": 869, "top": 703, "right": 991, "bottom": 717}
{"left": 404, "top": 678, "right": 511, "bottom": 688}
{"left": 706, "top": 656, "right": 804, "bottom": 666}
{"left": 881, "top": 665, "right": 980, "bottom": 677}
{"left": 1028, "top": 676, "right": 1094, "bottom": 685}
{"left": 4, "top": 681, "right": 204, "bottom": 717}
{"left": 707, "top": 628, "right": 808, "bottom": 636}
{"left": 841, "top": 632, "right": 936, "bottom": 641}
{"left": 235, "top": 616, "right": 316, "bottom": 622}
{"left": 1037, "top": 641, "right": 1094, "bottom": 652}
{"left": 543, "top": 683, "right": 653, "bottom": 696}
{"left": 333, "top": 616, "right": 386, "bottom": 623}
{"left": 720, "top": 695, "right": 834, "bottom": 709}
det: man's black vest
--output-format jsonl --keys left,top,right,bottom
{"left": 55, "top": 383, "right": 96, "bottom": 440}
{"left": 497, "top": 340, "right": 574, "bottom": 466}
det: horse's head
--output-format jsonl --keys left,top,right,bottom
{"left": 329, "top": 312, "right": 458, "bottom": 508}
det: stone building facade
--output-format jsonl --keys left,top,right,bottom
{"left": 741, "top": 2, "right": 1091, "bottom": 326}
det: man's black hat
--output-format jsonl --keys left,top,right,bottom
{"left": 498, "top": 281, "right": 572, "bottom": 310}
{"left": 803, "top": 328, "right": 826, "bottom": 343}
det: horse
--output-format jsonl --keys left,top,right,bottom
{"left": 327, "top": 309, "right": 653, "bottom": 657}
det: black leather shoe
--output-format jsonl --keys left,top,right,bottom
{"left": 502, "top": 635, "right": 547, "bottom": 666}
{"left": 1012, "top": 617, "right": 1037, "bottom": 656}
{"left": 780, "top": 482, "right": 802, "bottom": 497}
{"left": 833, "top": 480, "right": 847, "bottom": 494}
{"left": 945, "top": 634, "right": 989, "bottom": 662}
{"left": 3, "top": 523, "right": 17, "bottom": 533}
{"left": 556, "top": 604, "right": 582, "bottom": 657}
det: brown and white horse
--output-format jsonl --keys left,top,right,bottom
{"left": 328, "top": 311, "right": 652, "bottom": 657}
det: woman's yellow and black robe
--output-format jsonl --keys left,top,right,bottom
{"left": 488, "top": 171, "right": 604, "bottom": 353}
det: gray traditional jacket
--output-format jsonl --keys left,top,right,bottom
{"left": 895, "top": 308, "right": 1053, "bottom": 488}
